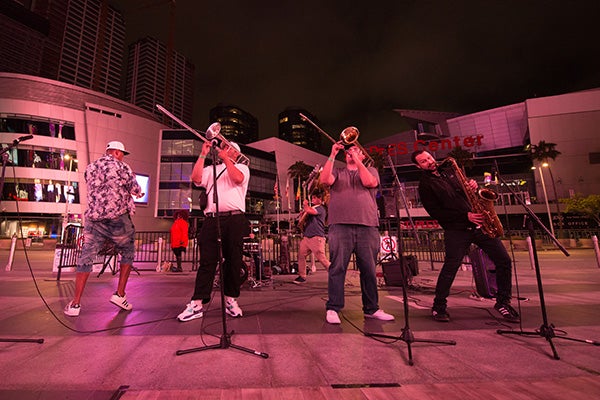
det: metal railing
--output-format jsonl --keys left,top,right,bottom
{"left": 54, "top": 225, "right": 599, "bottom": 279}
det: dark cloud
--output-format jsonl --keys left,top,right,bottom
{"left": 115, "top": 0, "right": 600, "bottom": 143}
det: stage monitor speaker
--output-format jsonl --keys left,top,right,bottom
{"left": 468, "top": 246, "right": 498, "bottom": 298}
{"left": 377, "top": 194, "right": 398, "bottom": 218}
{"left": 382, "top": 256, "right": 418, "bottom": 286}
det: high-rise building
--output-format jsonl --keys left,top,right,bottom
{"left": 0, "top": 0, "right": 125, "bottom": 98}
{"left": 125, "top": 36, "right": 195, "bottom": 126}
{"left": 0, "top": 0, "right": 49, "bottom": 75}
{"left": 278, "top": 108, "right": 322, "bottom": 153}
{"left": 209, "top": 104, "right": 258, "bottom": 144}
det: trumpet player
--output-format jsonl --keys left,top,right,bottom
{"left": 320, "top": 142, "right": 395, "bottom": 324}
{"left": 411, "top": 150, "right": 519, "bottom": 323}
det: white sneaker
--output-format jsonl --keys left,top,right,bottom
{"left": 326, "top": 310, "right": 341, "bottom": 324}
{"left": 177, "top": 300, "right": 203, "bottom": 322}
{"left": 365, "top": 309, "right": 395, "bottom": 321}
{"left": 109, "top": 292, "right": 132, "bottom": 311}
{"left": 311, "top": 264, "right": 317, "bottom": 273}
{"left": 64, "top": 301, "right": 81, "bottom": 317}
{"left": 225, "top": 297, "right": 243, "bottom": 317}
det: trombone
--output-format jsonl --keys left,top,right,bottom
{"left": 299, "top": 113, "right": 374, "bottom": 167}
{"left": 156, "top": 104, "right": 250, "bottom": 165}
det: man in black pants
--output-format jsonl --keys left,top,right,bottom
{"left": 412, "top": 150, "right": 519, "bottom": 323}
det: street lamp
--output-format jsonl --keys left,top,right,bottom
{"left": 541, "top": 162, "right": 563, "bottom": 233}
{"left": 532, "top": 165, "right": 555, "bottom": 238}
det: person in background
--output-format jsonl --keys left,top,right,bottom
{"left": 319, "top": 142, "right": 395, "bottom": 324}
{"left": 64, "top": 141, "right": 143, "bottom": 317}
{"left": 177, "top": 140, "right": 250, "bottom": 322}
{"left": 411, "top": 150, "right": 519, "bottom": 323}
{"left": 170, "top": 209, "right": 189, "bottom": 272}
{"left": 293, "top": 190, "right": 330, "bottom": 284}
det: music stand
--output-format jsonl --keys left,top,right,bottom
{"left": 494, "top": 172, "right": 599, "bottom": 359}
{"left": 364, "top": 151, "right": 455, "bottom": 366}
{"left": 176, "top": 142, "right": 268, "bottom": 358}
{"left": 0, "top": 136, "right": 44, "bottom": 344}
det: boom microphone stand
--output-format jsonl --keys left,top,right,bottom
{"left": 176, "top": 141, "right": 268, "bottom": 358}
{"left": 364, "top": 151, "right": 455, "bottom": 366}
{"left": 0, "top": 135, "right": 44, "bottom": 344}
{"left": 495, "top": 171, "right": 599, "bottom": 359}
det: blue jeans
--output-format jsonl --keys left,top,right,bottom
{"left": 77, "top": 213, "right": 136, "bottom": 273}
{"left": 326, "top": 224, "right": 380, "bottom": 314}
{"left": 434, "top": 228, "right": 513, "bottom": 310}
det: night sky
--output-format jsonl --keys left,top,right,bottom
{"left": 114, "top": 0, "right": 600, "bottom": 144}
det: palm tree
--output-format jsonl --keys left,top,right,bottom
{"left": 447, "top": 146, "right": 474, "bottom": 171}
{"left": 367, "top": 148, "right": 386, "bottom": 172}
{"left": 530, "top": 140, "right": 563, "bottom": 231}
{"left": 530, "top": 140, "right": 561, "bottom": 162}
{"left": 287, "top": 161, "right": 313, "bottom": 210}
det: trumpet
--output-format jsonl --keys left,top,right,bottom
{"left": 156, "top": 104, "right": 249, "bottom": 165}
{"left": 299, "top": 113, "right": 374, "bottom": 167}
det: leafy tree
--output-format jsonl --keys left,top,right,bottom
{"left": 560, "top": 194, "right": 600, "bottom": 227}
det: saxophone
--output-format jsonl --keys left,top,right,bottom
{"left": 439, "top": 157, "right": 504, "bottom": 238}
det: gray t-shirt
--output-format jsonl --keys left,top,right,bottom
{"left": 327, "top": 167, "right": 380, "bottom": 227}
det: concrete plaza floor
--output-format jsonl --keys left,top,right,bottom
{"left": 0, "top": 247, "right": 599, "bottom": 399}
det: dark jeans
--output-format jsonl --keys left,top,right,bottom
{"left": 191, "top": 214, "right": 249, "bottom": 301}
{"left": 326, "top": 224, "right": 380, "bottom": 314}
{"left": 433, "top": 229, "right": 513, "bottom": 310}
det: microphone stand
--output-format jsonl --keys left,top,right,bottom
{"left": 495, "top": 171, "right": 599, "bottom": 359}
{"left": 364, "top": 151, "right": 455, "bottom": 366}
{"left": 0, "top": 136, "right": 44, "bottom": 344}
{"left": 176, "top": 141, "right": 268, "bottom": 358}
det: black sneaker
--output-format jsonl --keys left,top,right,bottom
{"left": 432, "top": 308, "right": 450, "bottom": 322}
{"left": 292, "top": 276, "right": 306, "bottom": 284}
{"left": 494, "top": 303, "right": 520, "bottom": 322}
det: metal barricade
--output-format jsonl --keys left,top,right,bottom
{"left": 54, "top": 226, "right": 452, "bottom": 278}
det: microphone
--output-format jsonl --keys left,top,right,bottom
{"left": 14, "top": 135, "right": 34, "bottom": 144}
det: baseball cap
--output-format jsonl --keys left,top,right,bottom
{"left": 106, "top": 141, "right": 130, "bottom": 155}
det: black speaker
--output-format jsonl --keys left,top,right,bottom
{"left": 382, "top": 256, "right": 419, "bottom": 286}
{"left": 377, "top": 194, "right": 398, "bottom": 218}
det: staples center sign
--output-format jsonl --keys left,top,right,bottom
{"left": 368, "top": 135, "right": 484, "bottom": 156}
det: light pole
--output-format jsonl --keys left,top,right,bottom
{"left": 542, "top": 162, "right": 563, "bottom": 233}
{"left": 532, "top": 165, "right": 555, "bottom": 238}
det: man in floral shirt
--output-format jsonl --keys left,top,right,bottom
{"left": 64, "top": 141, "right": 143, "bottom": 317}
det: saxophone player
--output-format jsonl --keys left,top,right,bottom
{"left": 411, "top": 150, "right": 519, "bottom": 323}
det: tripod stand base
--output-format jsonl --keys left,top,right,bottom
{"left": 0, "top": 338, "right": 44, "bottom": 343}
{"left": 365, "top": 329, "right": 456, "bottom": 366}
{"left": 498, "top": 323, "right": 600, "bottom": 360}
{"left": 176, "top": 332, "right": 269, "bottom": 358}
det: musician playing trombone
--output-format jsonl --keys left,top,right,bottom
{"left": 292, "top": 190, "right": 331, "bottom": 284}
{"left": 177, "top": 140, "right": 250, "bottom": 322}
{"left": 319, "top": 142, "right": 395, "bottom": 324}
{"left": 411, "top": 150, "right": 519, "bottom": 323}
